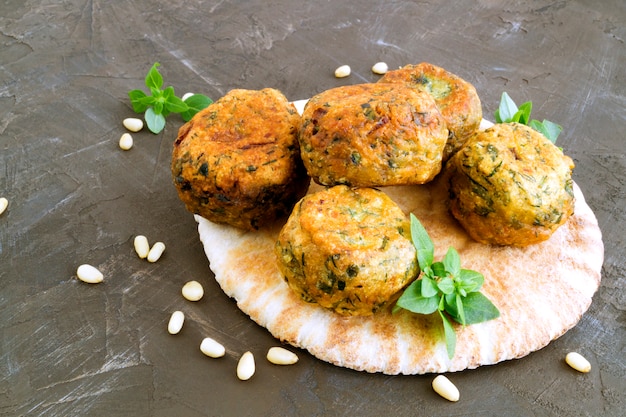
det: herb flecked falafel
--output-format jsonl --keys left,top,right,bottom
{"left": 171, "top": 88, "right": 310, "bottom": 230}
{"left": 446, "top": 122, "right": 575, "bottom": 246}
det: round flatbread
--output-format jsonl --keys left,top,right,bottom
{"left": 195, "top": 172, "right": 603, "bottom": 374}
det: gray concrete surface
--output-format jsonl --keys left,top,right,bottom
{"left": 1, "top": 1, "right": 624, "bottom": 416}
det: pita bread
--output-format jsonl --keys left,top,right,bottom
{"left": 195, "top": 173, "right": 603, "bottom": 374}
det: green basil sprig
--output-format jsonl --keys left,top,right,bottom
{"left": 494, "top": 92, "right": 562, "bottom": 143}
{"left": 128, "top": 62, "right": 213, "bottom": 134}
{"left": 394, "top": 214, "right": 500, "bottom": 359}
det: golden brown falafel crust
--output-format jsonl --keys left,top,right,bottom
{"left": 299, "top": 83, "right": 448, "bottom": 187}
{"left": 446, "top": 123, "right": 575, "bottom": 246}
{"left": 275, "top": 185, "right": 418, "bottom": 316}
{"left": 171, "top": 88, "right": 310, "bottom": 230}
{"left": 379, "top": 62, "right": 482, "bottom": 161}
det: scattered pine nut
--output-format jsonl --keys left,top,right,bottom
{"left": 147, "top": 242, "right": 166, "bottom": 263}
{"left": 133, "top": 235, "right": 150, "bottom": 259}
{"left": 334, "top": 64, "right": 351, "bottom": 78}
{"left": 200, "top": 337, "right": 226, "bottom": 358}
{"left": 181, "top": 280, "right": 204, "bottom": 301}
{"left": 123, "top": 117, "right": 143, "bottom": 132}
{"left": 167, "top": 311, "right": 185, "bottom": 334}
{"left": 565, "top": 352, "right": 591, "bottom": 373}
{"left": 371, "top": 61, "right": 389, "bottom": 75}
{"left": 237, "top": 351, "right": 255, "bottom": 381}
{"left": 76, "top": 264, "right": 104, "bottom": 284}
{"left": 182, "top": 92, "right": 194, "bottom": 101}
{"left": 432, "top": 375, "right": 460, "bottom": 402}
{"left": 119, "top": 133, "right": 133, "bottom": 150}
{"left": 266, "top": 347, "right": 299, "bottom": 365}
{"left": 0, "top": 197, "right": 8, "bottom": 215}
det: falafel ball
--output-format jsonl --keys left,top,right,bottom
{"left": 171, "top": 88, "right": 310, "bottom": 230}
{"left": 299, "top": 83, "right": 448, "bottom": 187}
{"left": 275, "top": 185, "right": 418, "bottom": 316}
{"left": 446, "top": 123, "right": 575, "bottom": 246}
{"left": 378, "top": 62, "right": 482, "bottom": 161}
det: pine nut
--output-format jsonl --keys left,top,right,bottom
{"left": 432, "top": 375, "right": 460, "bottom": 402}
{"left": 182, "top": 92, "right": 194, "bottom": 101}
{"left": 371, "top": 61, "right": 389, "bottom": 75}
{"left": 123, "top": 117, "right": 143, "bottom": 132}
{"left": 119, "top": 133, "right": 133, "bottom": 150}
{"left": 334, "top": 64, "right": 351, "bottom": 78}
{"left": 0, "top": 197, "right": 8, "bottom": 215}
{"left": 133, "top": 235, "right": 150, "bottom": 259}
{"left": 266, "top": 347, "right": 299, "bottom": 365}
{"left": 565, "top": 352, "right": 591, "bottom": 373}
{"left": 147, "top": 242, "right": 166, "bottom": 263}
{"left": 181, "top": 280, "right": 204, "bottom": 301}
{"left": 237, "top": 351, "right": 255, "bottom": 380}
{"left": 167, "top": 310, "right": 185, "bottom": 334}
{"left": 76, "top": 264, "right": 104, "bottom": 284}
{"left": 200, "top": 337, "right": 226, "bottom": 358}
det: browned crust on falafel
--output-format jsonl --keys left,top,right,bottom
{"left": 379, "top": 62, "right": 483, "bottom": 161}
{"left": 171, "top": 88, "right": 310, "bottom": 230}
{"left": 446, "top": 122, "right": 575, "bottom": 246}
{"left": 299, "top": 83, "right": 448, "bottom": 187}
{"left": 275, "top": 185, "right": 418, "bottom": 316}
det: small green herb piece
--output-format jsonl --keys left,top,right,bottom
{"left": 128, "top": 62, "right": 213, "bottom": 134}
{"left": 494, "top": 92, "right": 562, "bottom": 143}
{"left": 180, "top": 94, "right": 214, "bottom": 122}
{"left": 394, "top": 214, "right": 500, "bottom": 359}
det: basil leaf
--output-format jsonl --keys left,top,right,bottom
{"left": 443, "top": 247, "right": 461, "bottom": 278}
{"left": 410, "top": 214, "right": 434, "bottom": 268}
{"left": 543, "top": 120, "right": 562, "bottom": 143}
{"left": 497, "top": 92, "right": 518, "bottom": 122}
{"left": 165, "top": 94, "right": 189, "bottom": 114}
{"left": 145, "top": 108, "right": 166, "bottom": 134}
{"left": 517, "top": 101, "right": 532, "bottom": 125}
{"left": 421, "top": 276, "right": 439, "bottom": 298}
{"left": 444, "top": 292, "right": 456, "bottom": 312}
{"left": 437, "top": 277, "right": 455, "bottom": 295}
{"left": 494, "top": 108, "right": 502, "bottom": 124}
{"left": 439, "top": 311, "right": 457, "bottom": 359}
{"left": 496, "top": 92, "right": 562, "bottom": 144}
{"left": 431, "top": 262, "right": 446, "bottom": 278}
{"left": 155, "top": 100, "right": 166, "bottom": 115}
{"left": 528, "top": 119, "right": 543, "bottom": 132}
{"left": 162, "top": 85, "right": 175, "bottom": 100}
{"left": 455, "top": 293, "right": 466, "bottom": 325}
{"left": 443, "top": 293, "right": 462, "bottom": 324}
{"left": 460, "top": 292, "right": 500, "bottom": 324}
{"left": 458, "top": 269, "right": 484, "bottom": 293}
{"left": 128, "top": 89, "right": 150, "bottom": 113}
{"left": 531, "top": 119, "right": 562, "bottom": 143}
{"left": 150, "top": 86, "right": 162, "bottom": 98}
{"left": 395, "top": 281, "right": 439, "bottom": 315}
{"left": 145, "top": 62, "right": 163, "bottom": 90}
{"left": 181, "top": 94, "right": 213, "bottom": 122}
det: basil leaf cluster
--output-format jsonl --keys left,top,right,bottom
{"left": 494, "top": 92, "right": 562, "bottom": 143}
{"left": 128, "top": 63, "right": 213, "bottom": 134}
{"left": 394, "top": 214, "right": 500, "bottom": 359}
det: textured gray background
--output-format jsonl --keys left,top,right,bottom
{"left": 1, "top": 1, "right": 624, "bottom": 416}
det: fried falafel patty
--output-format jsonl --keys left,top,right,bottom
{"left": 447, "top": 123, "right": 575, "bottom": 246}
{"left": 379, "top": 62, "right": 482, "bottom": 161}
{"left": 299, "top": 83, "right": 448, "bottom": 187}
{"left": 275, "top": 185, "right": 418, "bottom": 316}
{"left": 171, "top": 88, "right": 310, "bottom": 230}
